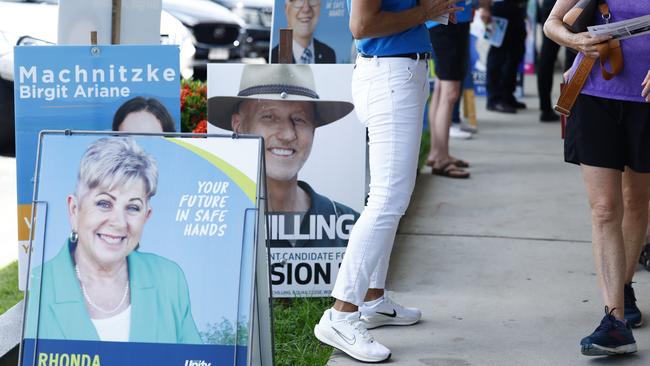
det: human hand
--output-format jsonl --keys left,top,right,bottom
{"left": 422, "top": 0, "right": 464, "bottom": 22}
{"left": 477, "top": 7, "right": 491, "bottom": 24}
{"left": 449, "top": 12, "right": 457, "bottom": 24}
{"left": 570, "top": 32, "right": 612, "bottom": 58}
{"left": 642, "top": 69, "right": 650, "bottom": 102}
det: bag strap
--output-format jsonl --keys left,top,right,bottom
{"left": 554, "top": 0, "right": 623, "bottom": 116}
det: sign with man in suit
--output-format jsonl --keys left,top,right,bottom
{"left": 270, "top": 0, "right": 353, "bottom": 64}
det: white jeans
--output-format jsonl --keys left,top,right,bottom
{"left": 332, "top": 55, "right": 430, "bottom": 306}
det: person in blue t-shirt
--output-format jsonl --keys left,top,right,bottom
{"left": 313, "top": 0, "right": 462, "bottom": 363}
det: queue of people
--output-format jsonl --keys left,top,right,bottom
{"left": 311, "top": 0, "right": 650, "bottom": 363}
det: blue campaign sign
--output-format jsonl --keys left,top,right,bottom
{"left": 269, "top": 0, "right": 353, "bottom": 64}
{"left": 14, "top": 45, "right": 180, "bottom": 289}
{"left": 21, "top": 133, "right": 265, "bottom": 366}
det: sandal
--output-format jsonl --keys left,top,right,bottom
{"left": 426, "top": 158, "right": 470, "bottom": 169}
{"left": 432, "top": 161, "right": 470, "bottom": 179}
{"left": 451, "top": 158, "right": 469, "bottom": 168}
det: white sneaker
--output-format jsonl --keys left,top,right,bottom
{"left": 314, "top": 309, "right": 391, "bottom": 363}
{"left": 459, "top": 121, "right": 478, "bottom": 134}
{"left": 360, "top": 295, "right": 422, "bottom": 329}
{"left": 449, "top": 125, "right": 473, "bottom": 140}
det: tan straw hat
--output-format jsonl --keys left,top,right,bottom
{"left": 208, "top": 64, "right": 355, "bottom": 131}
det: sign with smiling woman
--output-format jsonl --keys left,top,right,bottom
{"left": 20, "top": 132, "right": 273, "bottom": 366}
{"left": 14, "top": 45, "right": 181, "bottom": 291}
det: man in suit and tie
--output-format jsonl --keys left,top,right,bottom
{"left": 271, "top": 0, "right": 337, "bottom": 63}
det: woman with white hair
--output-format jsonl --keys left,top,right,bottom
{"left": 25, "top": 137, "right": 201, "bottom": 344}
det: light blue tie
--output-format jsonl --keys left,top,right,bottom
{"left": 300, "top": 48, "right": 312, "bottom": 64}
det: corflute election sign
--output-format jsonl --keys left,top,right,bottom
{"left": 21, "top": 132, "right": 266, "bottom": 366}
{"left": 14, "top": 45, "right": 180, "bottom": 290}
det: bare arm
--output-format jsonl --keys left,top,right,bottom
{"left": 543, "top": 0, "right": 610, "bottom": 58}
{"left": 349, "top": 0, "right": 464, "bottom": 39}
{"left": 642, "top": 70, "right": 650, "bottom": 102}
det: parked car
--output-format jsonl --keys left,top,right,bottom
{"left": 0, "top": 0, "right": 196, "bottom": 154}
{"left": 162, "top": 0, "right": 247, "bottom": 79}
{"left": 210, "top": 0, "right": 272, "bottom": 61}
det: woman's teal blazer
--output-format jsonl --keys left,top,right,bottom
{"left": 24, "top": 242, "right": 202, "bottom": 344}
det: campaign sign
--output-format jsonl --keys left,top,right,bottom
{"left": 207, "top": 63, "right": 366, "bottom": 297}
{"left": 21, "top": 132, "right": 264, "bottom": 366}
{"left": 269, "top": 0, "right": 353, "bottom": 64}
{"left": 469, "top": 13, "right": 524, "bottom": 98}
{"left": 14, "top": 45, "right": 180, "bottom": 289}
{"left": 524, "top": 0, "right": 537, "bottom": 74}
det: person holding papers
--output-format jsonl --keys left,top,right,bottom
{"left": 483, "top": 0, "right": 528, "bottom": 113}
{"left": 426, "top": 0, "right": 485, "bottom": 178}
{"left": 25, "top": 137, "right": 202, "bottom": 344}
{"left": 313, "top": 0, "right": 462, "bottom": 362}
{"left": 545, "top": 0, "right": 650, "bottom": 357}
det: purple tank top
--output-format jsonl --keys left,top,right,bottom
{"left": 569, "top": 2, "right": 650, "bottom": 103}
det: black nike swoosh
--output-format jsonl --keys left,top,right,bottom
{"left": 377, "top": 310, "right": 397, "bottom": 318}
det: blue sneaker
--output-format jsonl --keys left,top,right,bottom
{"left": 580, "top": 307, "right": 637, "bottom": 356}
{"left": 624, "top": 283, "right": 643, "bottom": 328}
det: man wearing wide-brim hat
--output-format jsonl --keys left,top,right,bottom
{"left": 208, "top": 64, "right": 359, "bottom": 248}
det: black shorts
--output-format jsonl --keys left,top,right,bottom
{"left": 429, "top": 22, "right": 470, "bottom": 81}
{"left": 565, "top": 94, "right": 650, "bottom": 172}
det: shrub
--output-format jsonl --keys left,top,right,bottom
{"left": 181, "top": 79, "right": 208, "bottom": 133}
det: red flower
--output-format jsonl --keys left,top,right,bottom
{"left": 192, "top": 120, "right": 207, "bottom": 134}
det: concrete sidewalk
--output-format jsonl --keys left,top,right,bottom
{"left": 328, "top": 75, "right": 650, "bottom": 365}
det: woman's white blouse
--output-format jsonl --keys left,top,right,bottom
{"left": 90, "top": 306, "right": 131, "bottom": 342}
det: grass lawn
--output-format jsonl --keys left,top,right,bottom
{"left": 273, "top": 297, "right": 333, "bottom": 366}
{"left": 0, "top": 261, "right": 332, "bottom": 365}
{"left": 419, "top": 127, "right": 431, "bottom": 169}
{"left": 0, "top": 261, "right": 23, "bottom": 314}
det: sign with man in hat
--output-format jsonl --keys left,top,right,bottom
{"left": 207, "top": 63, "right": 366, "bottom": 297}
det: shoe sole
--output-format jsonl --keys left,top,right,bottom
{"left": 449, "top": 135, "right": 473, "bottom": 140}
{"left": 581, "top": 342, "right": 637, "bottom": 356}
{"left": 630, "top": 319, "right": 643, "bottom": 328}
{"left": 361, "top": 317, "right": 420, "bottom": 330}
{"left": 314, "top": 324, "right": 391, "bottom": 363}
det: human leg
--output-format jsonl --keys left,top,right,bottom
{"left": 620, "top": 169, "right": 650, "bottom": 328}
{"left": 317, "top": 56, "right": 428, "bottom": 362}
{"left": 429, "top": 80, "right": 461, "bottom": 165}
{"left": 501, "top": 20, "right": 527, "bottom": 108}
{"left": 646, "top": 201, "right": 650, "bottom": 244}
{"left": 486, "top": 44, "right": 506, "bottom": 108}
{"left": 538, "top": 30, "right": 561, "bottom": 117}
{"left": 332, "top": 57, "right": 428, "bottom": 307}
{"left": 622, "top": 169, "right": 650, "bottom": 283}
{"left": 427, "top": 79, "right": 442, "bottom": 164}
{"left": 581, "top": 165, "right": 625, "bottom": 320}
{"left": 579, "top": 165, "right": 637, "bottom": 355}
{"left": 428, "top": 23, "right": 472, "bottom": 162}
